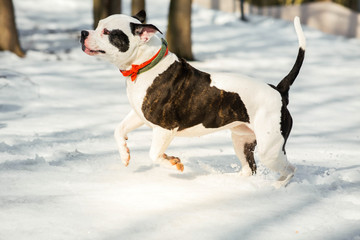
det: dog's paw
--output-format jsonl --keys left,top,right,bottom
{"left": 162, "top": 153, "right": 184, "bottom": 172}
{"left": 273, "top": 166, "right": 296, "bottom": 188}
{"left": 272, "top": 172, "right": 295, "bottom": 188}
{"left": 119, "top": 142, "right": 130, "bottom": 166}
{"left": 239, "top": 165, "right": 252, "bottom": 176}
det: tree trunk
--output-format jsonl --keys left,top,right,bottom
{"left": 93, "top": 0, "right": 121, "bottom": 29}
{"left": 131, "top": 0, "right": 145, "bottom": 16}
{"left": 0, "top": 0, "right": 25, "bottom": 57}
{"left": 167, "top": 0, "right": 193, "bottom": 60}
{"left": 240, "top": 0, "right": 248, "bottom": 21}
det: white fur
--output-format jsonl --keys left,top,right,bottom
{"left": 82, "top": 14, "right": 304, "bottom": 187}
{"left": 294, "top": 16, "right": 306, "bottom": 50}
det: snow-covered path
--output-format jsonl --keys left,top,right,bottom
{"left": 1, "top": 0, "right": 359, "bottom": 239}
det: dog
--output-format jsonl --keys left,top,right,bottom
{"left": 80, "top": 10, "right": 306, "bottom": 187}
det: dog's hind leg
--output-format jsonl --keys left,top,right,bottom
{"left": 254, "top": 117, "right": 296, "bottom": 188}
{"left": 114, "top": 110, "right": 144, "bottom": 166}
{"left": 149, "top": 127, "right": 184, "bottom": 172}
{"left": 231, "top": 125, "right": 257, "bottom": 176}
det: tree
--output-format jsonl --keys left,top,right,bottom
{"left": 166, "top": 0, "right": 194, "bottom": 61}
{"left": 0, "top": 0, "right": 25, "bottom": 57}
{"left": 93, "top": 0, "right": 121, "bottom": 29}
{"left": 239, "top": 0, "right": 248, "bottom": 21}
{"left": 131, "top": 0, "right": 145, "bottom": 17}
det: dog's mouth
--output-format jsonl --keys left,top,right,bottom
{"left": 81, "top": 45, "right": 106, "bottom": 56}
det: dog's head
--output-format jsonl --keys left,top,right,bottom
{"left": 80, "top": 10, "right": 161, "bottom": 68}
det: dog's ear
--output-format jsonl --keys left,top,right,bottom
{"left": 132, "top": 10, "right": 146, "bottom": 23}
{"left": 130, "top": 22, "right": 162, "bottom": 43}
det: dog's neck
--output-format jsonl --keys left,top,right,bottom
{"left": 119, "top": 38, "right": 168, "bottom": 81}
{"left": 116, "top": 36, "right": 164, "bottom": 71}
{"left": 133, "top": 36, "right": 163, "bottom": 66}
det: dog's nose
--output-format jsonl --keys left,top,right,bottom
{"left": 81, "top": 30, "right": 89, "bottom": 39}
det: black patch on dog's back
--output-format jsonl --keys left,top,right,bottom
{"left": 109, "top": 29, "right": 129, "bottom": 52}
{"left": 142, "top": 59, "right": 250, "bottom": 131}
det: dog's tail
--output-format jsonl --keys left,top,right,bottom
{"left": 276, "top": 17, "right": 306, "bottom": 104}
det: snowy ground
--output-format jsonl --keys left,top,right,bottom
{"left": 1, "top": 0, "right": 359, "bottom": 239}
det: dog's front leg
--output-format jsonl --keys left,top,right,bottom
{"left": 114, "top": 110, "right": 144, "bottom": 166}
{"left": 149, "top": 127, "right": 184, "bottom": 172}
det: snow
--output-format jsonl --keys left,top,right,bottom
{"left": 1, "top": 0, "right": 360, "bottom": 239}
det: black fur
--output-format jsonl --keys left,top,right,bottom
{"left": 280, "top": 105, "right": 292, "bottom": 154}
{"left": 270, "top": 47, "right": 305, "bottom": 152}
{"left": 132, "top": 10, "right": 146, "bottom": 23}
{"left": 109, "top": 29, "right": 130, "bottom": 52}
{"left": 276, "top": 48, "right": 305, "bottom": 105}
{"left": 268, "top": 83, "right": 292, "bottom": 153}
{"left": 142, "top": 59, "right": 250, "bottom": 131}
{"left": 244, "top": 141, "right": 257, "bottom": 174}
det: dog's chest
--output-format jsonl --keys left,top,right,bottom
{"left": 125, "top": 54, "right": 178, "bottom": 125}
{"left": 126, "top": 77, "right": 152, "bottom": 121}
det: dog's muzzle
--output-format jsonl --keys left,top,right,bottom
{"left": 80, "top": 30, "right": 106, "bottom": 54}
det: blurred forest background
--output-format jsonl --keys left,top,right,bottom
{"left": 249, "top": 0, "right": 359, "bottom": 10}
{"left": 1, "top": 0, "right": 359, "bottom": 60}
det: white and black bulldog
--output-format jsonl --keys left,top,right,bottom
{"left": 80, "top": 10, "right": 306, "bottom": 187}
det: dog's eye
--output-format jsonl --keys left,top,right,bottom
{"left": 103, "top": 28, "right": 110, "bottom": 35}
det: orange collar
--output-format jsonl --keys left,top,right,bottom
{"left": 120, "top": 39, "right": 168, "bottom": 82}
